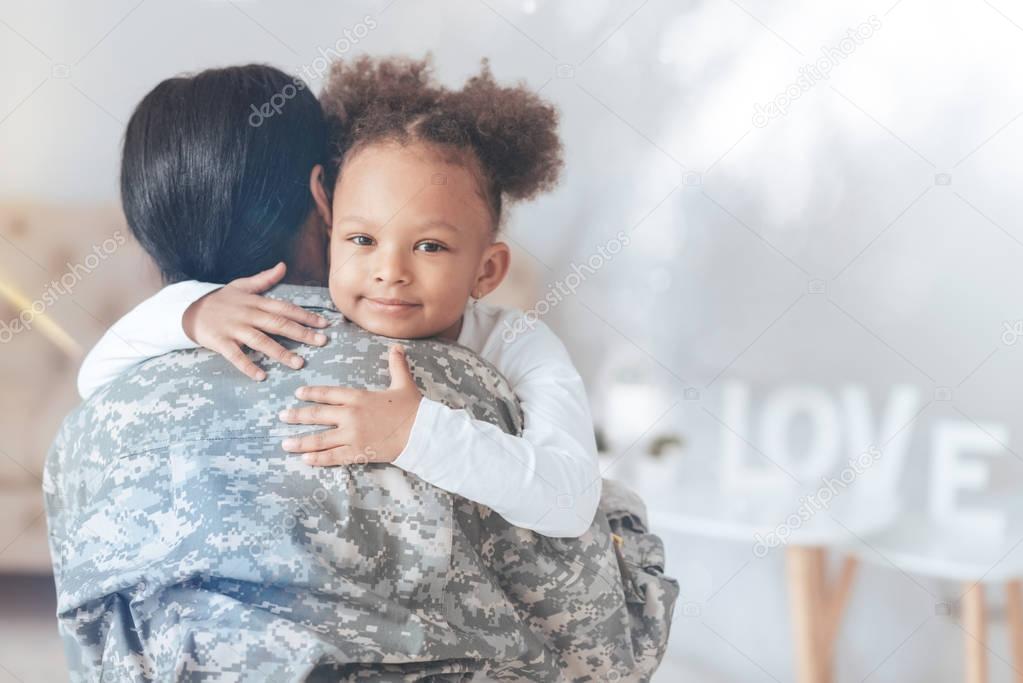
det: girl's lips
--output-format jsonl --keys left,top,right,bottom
{"left": 362, "top": 297, "right": 421, "bottom": 314}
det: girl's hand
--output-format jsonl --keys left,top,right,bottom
{"left": 278, "top": 345, "right": 423, "bottom": 466}
{"left": 182, "top": 262, "right": 330, "bottom": 381}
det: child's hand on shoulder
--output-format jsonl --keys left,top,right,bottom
{"left": 278, "top": 345, "right": 423, "bottom": 466}
{"left": 182, "top": 262, "right": 330, "bottom": 380}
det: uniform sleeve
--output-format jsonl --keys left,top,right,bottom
{"left": 392, "top": 322, "right": 601, "bottom": 538}
{"left": 76, "top": 280, "right": 223, "bottom": 399}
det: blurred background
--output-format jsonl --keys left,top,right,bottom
{"left": 3, "top": 0, "right": 1023, "bottom": 680}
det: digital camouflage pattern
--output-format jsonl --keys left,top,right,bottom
{"left": 43, "top": 284, "right": 678, "bottom": 682}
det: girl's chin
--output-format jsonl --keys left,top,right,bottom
{"left": 335, "top": 300, "right": 452, "bottom": 340}
{"left": 348, "top": 313, "right": 424, "bottom": 339}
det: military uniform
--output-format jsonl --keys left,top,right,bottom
{"left": 43, "top": 285, "right": 678, "bottom": 682}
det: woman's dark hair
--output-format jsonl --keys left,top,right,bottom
{"left": 121, "top": 64, "right": 327, "bottom": 283}
{"left": 319, "top": 54, "right": 563, "bottom": 229}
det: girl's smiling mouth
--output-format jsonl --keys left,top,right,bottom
{"left": 362, "top": 296, "right": 422, "bottom": 314}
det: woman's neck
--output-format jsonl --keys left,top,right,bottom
{"left": 283, "top": 216, "right": 330, "bottom": 286}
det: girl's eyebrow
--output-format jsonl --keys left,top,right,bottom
{"left": 417, "top": 220, "right": 460, "bottom": 233}
{"left": 337, "top": 215, "right": 461, "bottom": 233}
{"left": 337, "top": 214, "right": 374, "bottom": 226}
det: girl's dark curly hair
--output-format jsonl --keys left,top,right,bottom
{"left": 319, "top": 54, "right": 563, "bottom": 229}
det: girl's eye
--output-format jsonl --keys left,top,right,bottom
{"left": 349, "top": 235, "right": 374, "bottom": 246}
{"left": 416, "top": 241, "right": 446, "bottom": 253}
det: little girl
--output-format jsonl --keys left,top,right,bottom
{"left": 78, "top": 55, "right": 602, "bottom": 539}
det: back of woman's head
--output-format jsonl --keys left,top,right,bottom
{"left": 121, "top": 64, "right": 326, "bottom": 283}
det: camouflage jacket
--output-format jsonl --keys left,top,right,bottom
{"left": 43, "top": 284, "right": 678, "bottom": 682}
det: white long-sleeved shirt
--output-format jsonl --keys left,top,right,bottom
{"left": 77, "top": 281, "right": 602, "bottom": 538}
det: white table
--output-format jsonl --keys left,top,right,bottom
{"left": 643, "top": 473, "right": 898, "bottom": 683}
{"left": 847, "top": 510, "right": 1023, "bottom": 683}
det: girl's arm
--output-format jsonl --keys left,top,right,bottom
{"left": 77, "top": 263, "right": 329, "bottom": 399}
{"left": 392, "top": 324, "right": 602, "bottom": 539}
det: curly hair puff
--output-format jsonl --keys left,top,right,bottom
{"left": 318, "top": 54, "right": 563, "bottom": 228}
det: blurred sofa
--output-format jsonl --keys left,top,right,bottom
{"left": 0, "top": 202, "right": 160, "bottom": 572}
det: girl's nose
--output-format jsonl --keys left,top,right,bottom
{"left": 373, "top": 248, "right": 411, "bottom": 285}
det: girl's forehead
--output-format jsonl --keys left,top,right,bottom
{"left": 339, "top": 141, "right": 475, "bottom": 184}
{"left": 333, "top": 142, "right": 492, "bottom": 229}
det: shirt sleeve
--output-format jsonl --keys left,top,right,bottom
{"left": 392, "top": 322, "right": 602, "bottom": 538}
{"left": 76, "top": 280, "right": 224, "bottom": 399}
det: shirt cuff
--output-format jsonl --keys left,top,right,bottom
{"left": 391, "top": 396, "right": 445, "bottom": 474}
{"left": 163, "top": 280, "right": 225, "bottom": 349}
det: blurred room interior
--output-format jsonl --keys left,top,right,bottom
{"left": 4, "top": 1, "right": 1023, "bottom": 681}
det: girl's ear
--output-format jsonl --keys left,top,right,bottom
{"left": 310, "top": 164, "right": 332, "bottom": 233}
{"left": 473, "top": 241, "right": 511, "bottom": 298}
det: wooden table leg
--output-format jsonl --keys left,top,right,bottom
{"left": 822, "top": 556, "right": 858, "bottom": 668}
{"left": 962, "top": 583, "right": 987, "bottom": 683}
{"left": 787, "top": 547, "right": 858, "bottom": 683}
{"left": 1006, "top": 581, "right": 1023, "bottom": 683}
{"left": 787, "top": 546, "right": 828, "bottom": 683}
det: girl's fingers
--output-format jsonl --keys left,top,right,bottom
{"left": 281, "top": 427, "right": 344, "bottom": 452}
{"left": 227, "top": 262, "right": 287, "bottom": 294}
{"left": 300, "top": 447, "right": 353, "bottom": 467}
{"left": 238, "top": 328, "right": 305, "bottom": 370}
{"left": 216, "top": 340, "right": 267, "bottom": 381}
{"left": 257, "top": 298, "right": 330, "bottom": 330}
{"left": 251, "top": 311, "right": 328, "bottom": 348}
{"left": 279, "top": 404, "right": 342, "bottom": 426}
{"left": 294, "top": 385, "right": 359, "bottom": 404}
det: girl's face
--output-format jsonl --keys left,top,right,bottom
{"left": 325, "top": 142, "right": 509, "bottom": 341}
